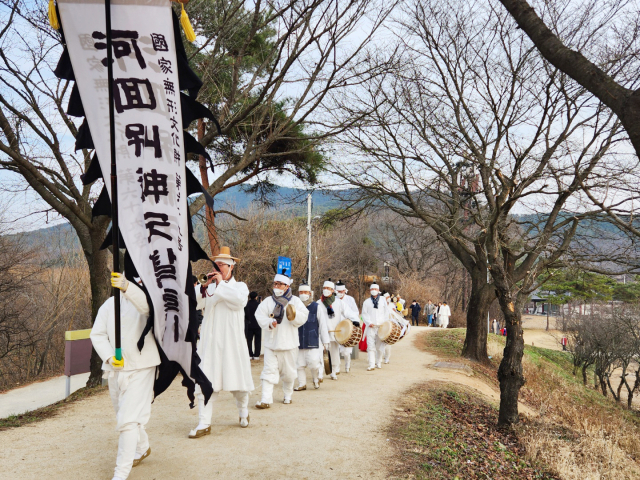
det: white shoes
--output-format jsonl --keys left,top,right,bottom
{"left": 313, "top": 379, "right": 320, "bottom": 389}
{"left": 329, "top": 373, "right": 338, "bottom": 380}
{"left": 240, "top": 415, "right": 250, "bottom": 428}
{"left": 376, "top": 364, "right": 382, "bottom": 369}
{"left": 283, "top": 398, "right": 292, "bottom": 404}
{"left": 367, "top": 366, "right": 375, "bottom": 371}
{"left": 345, "top": 367, "right": 350, "bottom": 373}
{"left": 384, "top": 361, "right": 389, "bottom": 364}
{"left": 188, "top": 423, "right": 211, "bottom": 439}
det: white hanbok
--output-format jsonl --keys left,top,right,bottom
{"left": 316, "top": 297, "right": 359, "bottom": 376}
{"left": 255, "top": 295, "right": 309, "bottom": 403}
{"left": 91, "top": 283, "right": 160, "bottom": 480}
{"left": 338, "top": 294, "right": 360, "bottom": 371}
{"left": 361, "top": 296, "right": 391, "bottom": 369}
{"left": 194, "top": 278, "right": 254, "bottom": 425}
{"left": 297, "top": 302, "right": 330, "bottom": 388}
{"left": 438, "top": 304, "right": 452, "bottom": 328}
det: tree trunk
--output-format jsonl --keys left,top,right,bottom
{"left": 496, "top": 302, "right": 525, "bottom": 426}
{"left": 84, "top": 222, "right": 112, "bottom": 388}
{"left": 582, "top": 364, "right": 588, "bottom": 385}
{"left": 198, "top": 119, "right": 219, "bottom": 256}
{"left": 461, "top": 277, "right": 494, "bottom": 364}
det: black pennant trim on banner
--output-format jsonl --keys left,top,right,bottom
{"left": 92, "top": 186, "right": 112, "bottom": 219}
{"left": 66, "top": 83, "right": 85, "bottom": 117}
{"left": 185, "top": 167, "right": 214, "bottom": 210}
{"left": 53, "top": 47, "right": 75, "bottom": 81}
{"left": 75, "top": 119, "right": 95, "bottom": 151}
{"left": 172, "top": 10, "right": 203, "bottom": 98}
{"left": 100, "top": 226, "right": 126, "bottom": 251}
{"left": 183, "top": 131, "right": 211, "bottom": 161}
{"left": 180, "top": 92, "right": 221, "bottom": 133}
{"left": 81, "top": 154, "right": 103, "bottom": 186}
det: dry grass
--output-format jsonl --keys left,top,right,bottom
{"left": 386, "top": 382, "right": 559, "bottom": 479}
{"left": 421, "top": 330, "right": 640, "bottom": 480}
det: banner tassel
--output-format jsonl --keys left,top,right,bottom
{"left": 180, "top": 3, "right": 196, "bottom": 43}
{"left": 48, "top": 0, "right": 60, "bottom": 30}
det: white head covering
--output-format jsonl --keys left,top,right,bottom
{"left": 335, "top": 282, "right": 347, "bottom": 292}
{"left": 370, "top": 283, "right": 380, "bottom": 290}
{"left": 323, "top": 280, "right": 335, "bottom": 289}
{"left": 215, "top": 258, "right": 236, "bottom": 266}
{"left": 298, "top": 283, "right": 311, "bottom": 292}
{"left": 384, "top": 292, "right": 390, "bottom": 298}
{"left": 274, "top": 273, "right": 292, "bottom": 286}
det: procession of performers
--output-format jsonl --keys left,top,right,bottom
{"left": 91, "top": 246, "right": 416, "bottom": 480}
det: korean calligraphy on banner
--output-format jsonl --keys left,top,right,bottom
{"left": 56, "top": 0, "right": 212, "bottom": 403}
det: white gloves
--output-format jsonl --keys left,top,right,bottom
{"left": 111, "top": 272, "right": 129, "bottom": 292}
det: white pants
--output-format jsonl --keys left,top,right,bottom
{"left": 440, "top": 317, "right": 449, "bottom": 328}
{"left": 108, "top": 367, "right": 155, "bottom": 480}
{"left": 260, "top": 347, "right": 298, "bottom": 403}
{"left": 196, "top": 389, "right": 250, "bottom": 425}
{"left": 339, "top": 345, "right": 353, "bottom": 370}
{"left": 327, "top": 340, "right": 341, "bottom": 373}
{"left": 366, "top": 326, "right": 386, "bottom": 368}
{"left": 384, "top": 344, "right": 391, "bottom": 363}
{"left": 297, "top": 348, "right": 321, "bottom": 386}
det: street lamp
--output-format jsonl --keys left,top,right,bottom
{"left": 306, "top": 192, "right": 321, "bottom": 289}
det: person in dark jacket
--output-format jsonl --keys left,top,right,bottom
{"left": 244, "top": 291, "right": 261, "bottom": 360}
{"left": 409, "top": 300, "right": 421, "bottom": 326}
{"left": 295, "top": 283, "right": 330, "bottom": 391}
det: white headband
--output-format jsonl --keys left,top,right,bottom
{"left": 215, "top": 258, "right": 236, "bottom": 266}
{"left": 370, "top": 283, "right": 379, "bottom": 290}
{"left": 323, "top": 280, "right": 335, "bottom": 289}
{"left": 298, "top": 284, "right": 311, "bottom": 292}
{"left": 274, "top": 273, "right": 292, "bottom": 286}
{"left": 336, "top": 285, "right": 347, "bottom": 292}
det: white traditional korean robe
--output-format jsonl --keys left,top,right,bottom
{"left": 438, "top": 304, "right": 451, "bottom": 328}
{"left": 361, "top": 295, "right": 391, "bottom": 369}
{"left": 91, "top": 283, "right": 159, "bottom": 480}
{"left": 194, "top": 278, "right": 254, "bottom": 425}
{"left": 255, "top": 294, "right": 309, "bottom": 403}
{"left": 338, "top": 293, "right": 360, "bottom": 371}
{"left": 316, "top": 297, "right": 359, "bottom": 375}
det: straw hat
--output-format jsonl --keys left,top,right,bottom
{"left": 211, "top": 246, "right": 240, "bottom": 264}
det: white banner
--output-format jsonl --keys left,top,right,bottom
{"left": 58, "top": 0, "right": 195, "bottom": 378}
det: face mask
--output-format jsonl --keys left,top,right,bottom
{"left": 370, "top": 290, "right": 379, "bottom": 296}
{"left": 273, "top": 288, "right": 285, "bottom": 297}
{"left": 299, "top": 294, "right": 310, "bottom": 302}
{"left": 323, "top": 289, "right": 332, "bottom": 298}
{"left": 338, "top": 292, "right": 345, "bottom": 298}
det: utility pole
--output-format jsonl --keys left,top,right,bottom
{"left": 307, "top": 192, "right": 312, "bottom": 288}
{"left": 487, "top": 259, "right": 491, "bottom": 334}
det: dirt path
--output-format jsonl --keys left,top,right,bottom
{"left": 0, "top": 327, "right": 526, "bottom": 479}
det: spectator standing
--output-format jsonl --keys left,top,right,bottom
{"left": 426, "top": 301, "right": 435, "bottom": 327}
{"left": 409, "top": 300, "right": 421, "bottom": 326}
{"left": 492, "top": 318, "right": 499, "bottom": 335}
{"left": 244, "top": 291, "right": 261, "bottom": 360}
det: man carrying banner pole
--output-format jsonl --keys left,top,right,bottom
{"left": 90, "top": 274, "right": 160, "bottom": 480}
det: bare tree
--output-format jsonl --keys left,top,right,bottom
{"left": 331, "top": 0, "right": 626, "bottom": 424}
{"left": 496, "top": 0, "right": 640, "bottom": 156}
{"left": 496, "top": 0, "right": 640, "bottom": 241}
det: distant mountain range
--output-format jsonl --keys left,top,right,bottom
{"left": 15, "top": 186, "right": 343, "bottom": 250}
